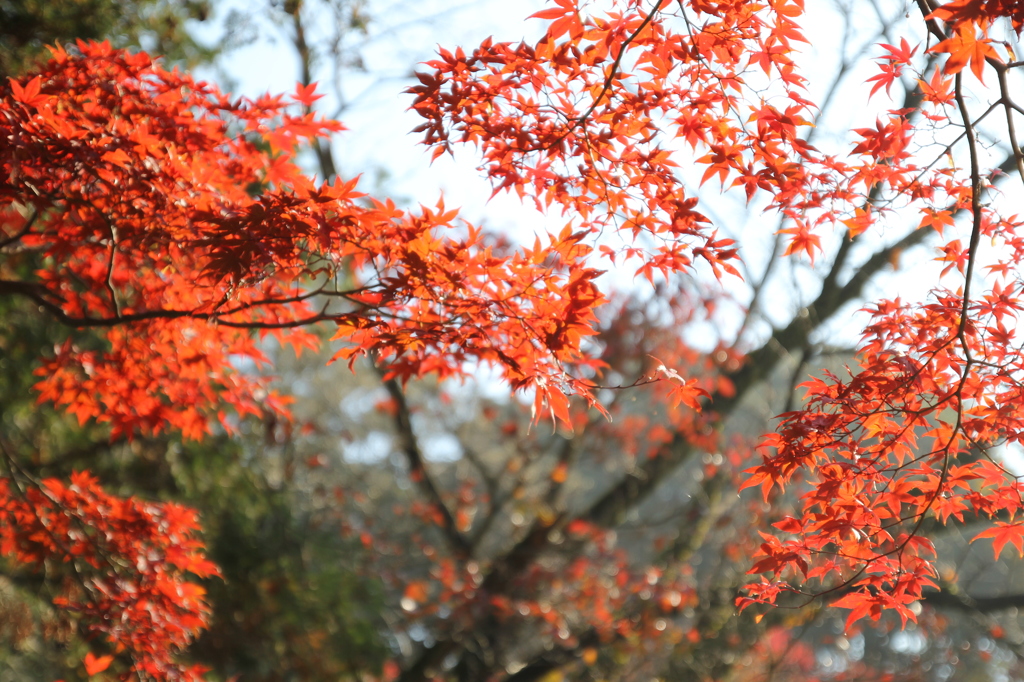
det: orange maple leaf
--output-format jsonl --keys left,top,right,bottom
{"left": 84, "top": 652, "right": 114, "bottom": 676}
{"left": 931, "top": 26, "right": 1000, "bottom": 81}
{"left": 973, "top": 523, "right": 1024, "bottom": 559}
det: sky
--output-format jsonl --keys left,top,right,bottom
{"left": 195, "top": 0, "right": 552, "bottom": 236}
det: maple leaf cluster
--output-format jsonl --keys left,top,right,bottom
{"left": 0, "top": 471, "right": 216, "bottom": 679}
{"left": 0, "top": 40, "right": 616, "bottom": 678}
{"left": 1, "top": 40, "right": 613, "bottom": 442}
{"left": 930, "top": 0, "right": 1024, "bottom": 32}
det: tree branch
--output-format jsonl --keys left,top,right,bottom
{"left": 922, "top": 587, "right": 1024, "bottom": 612}
{"left": 381, "top": 376, "right": 471, "bottom": 559}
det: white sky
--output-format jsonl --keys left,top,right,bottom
{"left": 195, "top": 0, "right": 552, "bottom": 237}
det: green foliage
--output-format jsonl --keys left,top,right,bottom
{"left": 0, "top": 0, "right": 215, "bottom": 76}
{"left": 196, "top": 487, "right": 388, "bottom": 680}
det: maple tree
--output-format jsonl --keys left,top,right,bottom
{"left": 0, "top": 34, "right": 603, "bottom": 677}
{"left": 7, "top": 0, "right": 1024, "bottom": 678}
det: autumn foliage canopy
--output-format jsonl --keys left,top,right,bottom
{"left": 4, "top": 0, "right": 1024, "bottom": 676}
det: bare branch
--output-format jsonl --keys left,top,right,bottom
{"left": 381, "top": 375, "right": 472, "bottom": 559}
